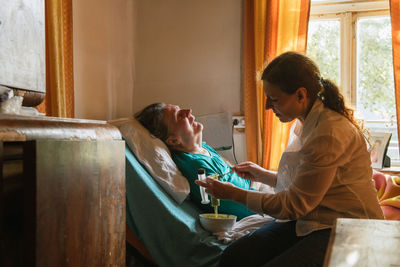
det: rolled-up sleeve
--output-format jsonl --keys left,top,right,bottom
{"left": 246, "top": 134, "right": 352, "bottom": 219}
{"left": 246, "top": 190, "right": 266, "bottom": 213}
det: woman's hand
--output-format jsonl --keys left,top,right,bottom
{"left": 233, "top": 161, "right": 269, "bottom": 182}
{"left": 195, "top": 177, "right": 247, "bottom": 204}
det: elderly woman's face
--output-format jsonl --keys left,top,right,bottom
{"left": 162, "top": 104, "right": 203, "bottom": 147}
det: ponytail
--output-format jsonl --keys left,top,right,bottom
{"left": 319, "top": 78, "right": 360, "bottom": 130}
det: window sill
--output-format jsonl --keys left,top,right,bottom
{"left": 376, "top": 167, "right": 400, "bottom": 176}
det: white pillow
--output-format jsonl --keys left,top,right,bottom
{"left": 109, "top": 118, "right": 190, "bottom": 204}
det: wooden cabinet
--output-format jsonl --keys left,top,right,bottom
{"left": 0, "top": 115, "right": 125, "bottom": 266}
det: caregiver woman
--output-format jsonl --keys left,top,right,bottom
{"left": 196, "top": 51, "right": 384, "bottom": 267}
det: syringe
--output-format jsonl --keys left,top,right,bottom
{"left": 210, "top": 174, "right": 220, "bottom": 216}
{"left": 197, "top": 168, "right": 210, "bottom": 204}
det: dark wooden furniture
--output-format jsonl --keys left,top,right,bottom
{"left": 0, "top": 114, "right": 126, "bottom": 266}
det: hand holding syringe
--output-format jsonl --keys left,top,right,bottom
{"left": 198, "top": 168, "right": 235, "bottom": 216}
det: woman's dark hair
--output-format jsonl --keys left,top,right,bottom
{"left": 134, "top": 102, "right": 169, "bottom": 141}
{"left": 261, "top": 51, "right": 359, "bottom": 128}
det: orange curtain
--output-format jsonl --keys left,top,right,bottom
{"left": 37, "top": 0, "right": 74, "bottom": 117}
{"left": 391, "top": 0, "right": 400, "bottom": 155}
{"left": 244, "top": 0, "right": 310, "bottom": 170}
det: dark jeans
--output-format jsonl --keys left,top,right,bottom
{"left": 218, "top": 220, "right": 331, "bottom": 267}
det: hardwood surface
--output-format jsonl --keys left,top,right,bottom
{"left": 0, "top": 114, "right": 121, "bottom": 141}
{"left": 324, "top": 218, "right": 400, "bottom": 267}
{"left": 1, "top": 116, "right": 126, "bottom": 266}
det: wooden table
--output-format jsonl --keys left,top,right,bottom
{"left": 324, "top": 218, "right": 400, "bottom": 267}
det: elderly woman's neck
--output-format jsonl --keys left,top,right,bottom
{"left": 185, "top": 136, "right": 208, "bottom": 155}
{"left": 191, "top": 143, "right": 209, "bottom": 155}
{"left": 171, "top": 141, "right": 209, "bottom": 156}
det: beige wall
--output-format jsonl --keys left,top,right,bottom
{"left": 73, "top": 0, "right": 135, "bottom": 120}
{"left": 74, "top": 0, "right": 242, "bottom": 120}
{"left": 73, "top": 0, "right": 246, "bottom": 161}
{"left": 133, "top": 0, "right": 243, "bottom": 117}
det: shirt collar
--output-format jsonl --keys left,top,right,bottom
{"left": 293, "top": 99, "right": 324, "bottom": 143}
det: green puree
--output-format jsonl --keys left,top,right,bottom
{"left": 210, "top": 174, "right": 220, "bottom": 217}
{"left": 201, "top": 214, "right": 234, "bottom": 219}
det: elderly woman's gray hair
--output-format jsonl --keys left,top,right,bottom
{"left": 135, "top": 102, "right": 169, "bottom": 141}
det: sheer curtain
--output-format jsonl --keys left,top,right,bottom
{"left": 37, "top": 0, "right": 74, "bottom": 117}
{"left": 244, "top": 0, "right": 310, "bottom": 170}
{"left": 391, "top": 0, "right": 400, "bottom": 153}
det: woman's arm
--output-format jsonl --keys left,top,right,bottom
{"left": 233, "top": 161, "right": 277, "bottom": 188}
{"left": 247, "top": 134, "right": 348, "bottom": 219}
{"left": 196, "top": 134, "right": 351, "bottom": 220}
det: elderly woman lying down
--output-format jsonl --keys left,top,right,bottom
{"left": 135, "top": 103, "right": 258, "bottom": 220}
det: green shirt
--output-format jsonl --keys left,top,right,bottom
{"left": 172, "top": 142, "right": 255, "bottom": 220}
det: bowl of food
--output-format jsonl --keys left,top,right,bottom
{"left": 199, "top": 213, "right": 237, "bottom": 233}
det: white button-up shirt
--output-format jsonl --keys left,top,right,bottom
{"left": 246, "top": 99, "right": 384, "bottom": 236}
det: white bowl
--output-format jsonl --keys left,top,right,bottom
{"left": 199, "top": 213, "right": 237, "bottom": 233}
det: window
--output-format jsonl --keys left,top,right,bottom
{"left": 307, "top": 0, "right": 398, "bottom": 166}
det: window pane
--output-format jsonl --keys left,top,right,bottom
{"left": 356, "top": 16, "right": 398, "bottom": 165}
{"left": 306, "top": 20, "right": 340, "bottom": 85}
{"left": 357, "top": 17, "right": 394, "bottom": 120}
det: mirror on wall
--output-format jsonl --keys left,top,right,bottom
{"left": 0, "top": 0, "right": 45, "bottom": 106}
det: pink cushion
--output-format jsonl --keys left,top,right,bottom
{"left": 380, "top": 205, "right": 400, "bottom": 220}
{"left": 372, "top": 170, "right": 400, "bottom": 220}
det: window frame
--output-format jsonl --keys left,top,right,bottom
{"left": 309, "top": 0, "right": 398, "bottom": 165}
{"left": 310, "top": 0, "right": 390, "bottom": 107}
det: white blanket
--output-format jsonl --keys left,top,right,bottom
{"left": 214, "top": 214, "right": 274, "bottom": 244}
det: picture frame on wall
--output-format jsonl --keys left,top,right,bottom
{"left": 369, "top": 132, "right": 392, "bottom": 169}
